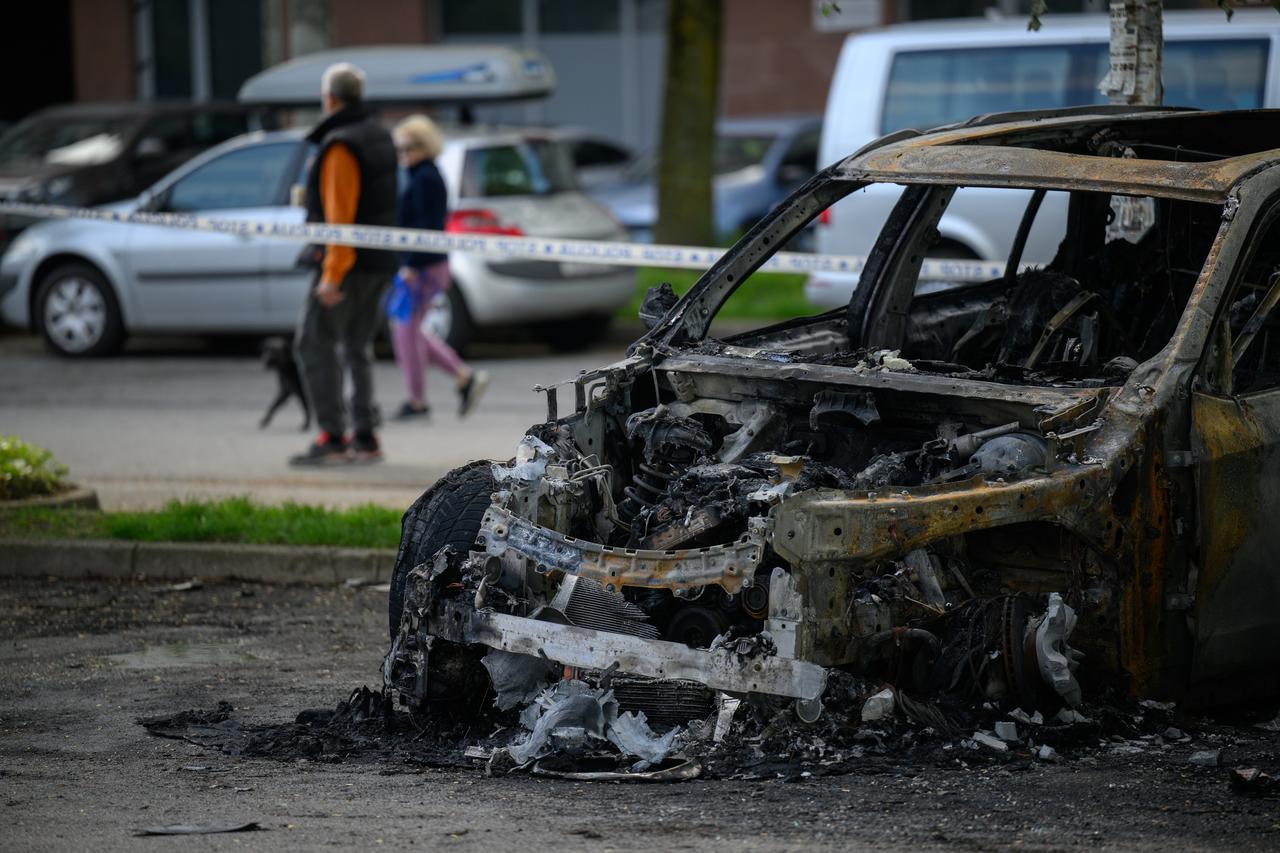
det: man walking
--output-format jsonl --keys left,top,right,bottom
{"left": 291, "top": 63, "right": 398, "bottom": 466}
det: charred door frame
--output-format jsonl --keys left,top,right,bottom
{"left": 1189, "top": 174, "right": 1280, "bottom": 694}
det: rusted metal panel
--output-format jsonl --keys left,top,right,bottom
{"left": 1190, "top": 391, "right": 1280, "bottom": 682}
{"left": 771, "top": 469, "right": 1111, "bottom": 566}
{"left": 845, "top": 145, "right": 1241, "bottom": 203}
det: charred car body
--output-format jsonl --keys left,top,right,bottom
{"left": 386, "top": 109, "right": 1280, "bottom": 727}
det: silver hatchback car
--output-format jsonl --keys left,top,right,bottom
{"left": 0, "top": 126, "right": 633, "bottom": 357}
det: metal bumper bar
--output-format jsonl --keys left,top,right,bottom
{"left": 431, "top": 602, "right": 828, "bottom": 702}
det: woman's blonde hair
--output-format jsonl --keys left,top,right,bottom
{"left": 394, "top": 114, "right": 444, "bottom": 160}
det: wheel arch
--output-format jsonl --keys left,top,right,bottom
{"left": 28, "top": 253, "right": 130, "bottom": 332}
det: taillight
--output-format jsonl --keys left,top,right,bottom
{"left": 445, "top": 208, "right": 524, "bottom": 236}
{"left": 817, "top": 207, "right": 832, "bottom": 226}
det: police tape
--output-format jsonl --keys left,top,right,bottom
{"left": 0, "top": 201, "right": 1009, "bottom": 282}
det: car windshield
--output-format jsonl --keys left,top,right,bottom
{"left": 460, "top": 138, "right": 578, "bottom": 197}
{"left": 705, "top": 179, "right": 1225, "bottom": 389}
{"left": 0, "top": 115, "right": 137, "bottom": 166}
{"left": 621, "top": 133, "right": 779, "bottom": 182}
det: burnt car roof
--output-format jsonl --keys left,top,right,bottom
{"left": 835, "top": 109, "right": 1280, "bottom": 203}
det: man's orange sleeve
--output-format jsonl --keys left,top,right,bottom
{"left": 319, "top": 142, "right": 361, "bottom": 286}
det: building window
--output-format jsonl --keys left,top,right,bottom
{"left": 539, "top": 0, "right": 620, "bottom": 33}
{"left": 152, "top": 0, "right": 194, "bottom": 98}
{"left": 442, "top": 0, "right": 523, "bottom": 34}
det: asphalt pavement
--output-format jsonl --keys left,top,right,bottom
{"left": 4, "top": 576, "right": 1278, "bottom": 852}
{"left": 0, "top": 330, "right": 627, "bottom": 510}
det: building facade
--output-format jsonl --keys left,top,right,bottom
{"left": 14, "top": 1, "right": 1221, "bottom": 148}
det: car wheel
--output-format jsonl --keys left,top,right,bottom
{"left": 388, "top": 462, "right": 496, "bottom": 638}
{"left": 421, "top": 282, "right": 473, "bottom": 356}
{"left": 35, "top": 263, "right": 125, "bottom": 357}
{"left": 539, "top": 313, "right": 614, "bottom": 352}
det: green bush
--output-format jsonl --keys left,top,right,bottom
{"left": 0, "top": 436, "right": 68, "bottom": 500}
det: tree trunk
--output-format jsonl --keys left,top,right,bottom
{"left": 654, "top": 0, "right": 721, "bottom": 247}
{"left": 1099, "top": 0, "right": 1163, "bottom": 106}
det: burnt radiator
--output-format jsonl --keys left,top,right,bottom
{"left": 560, "top": 577, "right": 662, "bottom": 640}
{"left": 609, "top": 674, "right": 716, "bottom": 732}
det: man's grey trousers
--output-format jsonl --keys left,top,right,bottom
{"left": 295, "top": 270, "right": 389, "bottom": 438}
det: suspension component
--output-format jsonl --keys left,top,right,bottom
{"left": 616, "top": 409, "right": 714, "bottom": 526}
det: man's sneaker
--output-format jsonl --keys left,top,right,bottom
{"left": 289, "top": 432, "right": 349, "bottom": 466}
{"left": 351, "top": 429, "right": 383, "bottom": 464}
{"left": 458, "top": 370, "right": 489, "bottom": 417}
{"left": 394, "top": 400, "right": 430, "bottom": 420}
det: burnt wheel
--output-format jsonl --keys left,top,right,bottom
{"left": 388, "top": 461, "right": 496, "bottom": 638}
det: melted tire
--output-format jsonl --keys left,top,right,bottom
{"left": 388, "top": 461, "right": 496, "bottom": 638}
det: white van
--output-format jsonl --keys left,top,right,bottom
{"left": 808, "top": 10, "right": 1280, "bottom": 308}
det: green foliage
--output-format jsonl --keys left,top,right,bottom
{"left": 0, "top": 497, "right": 402, "bottom": 549}
{"left": 622, "top": 267, "right": 813, "bottom": 323}
{"left": 0, "top": 436, "right": 67, "bottom": 500}
{"left": 1028, "top": 0, "right": 1048, "bottom": 32}
{"left": 1216, "top": 1, "right": 1280, "bottom": 21}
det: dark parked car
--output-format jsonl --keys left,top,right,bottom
{"left": 0, "top": 101, "right": 268, "bottom": 247}
{"left": 590, "top": 115, "right": 822, "bottom": 244}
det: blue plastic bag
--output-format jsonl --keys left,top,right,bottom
{"left": 385, "top": 272, "right": 415, "bottom": 323}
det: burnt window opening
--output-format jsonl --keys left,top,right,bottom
{"left": 1226, "top": 206, "right": 1280, "bottom": 395}
{"left": 892, "top": 189, "right": 1220, "bottom": 384}
{"left": 718, "top": 183, "right": 1222, "bottom": 389}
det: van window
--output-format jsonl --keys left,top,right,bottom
{"left": 880, "top": 39, "right": 1269, "bottom": 135}
{"left": 1165, "top": 39, "right": 1268, "bottom": 110}
{"left": 461, "top": 139, "right": 577, "bottom": 197}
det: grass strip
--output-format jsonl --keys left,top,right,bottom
{"left": 620, "top": 267, "right": 814, "bottom": 323}
{"left": 0, "top": 497, "right": 401, "bottom": 550}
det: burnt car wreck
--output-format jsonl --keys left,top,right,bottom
{"left": 385, "top": 109, "right": 1280, "bottom": 767}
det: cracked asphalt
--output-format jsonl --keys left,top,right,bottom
{"left": 3, "top": 575, "right": 1278, "bottom": 852}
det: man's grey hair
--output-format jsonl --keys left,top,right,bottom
{"left": 321, "top": 62, "right": 365, "bottom": 105}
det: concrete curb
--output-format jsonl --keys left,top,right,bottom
{"left": 0, "top": 486, "right": 100, "bottom": 514}
{"left": 0, "top": 538, "right": 396, "bottom": 585}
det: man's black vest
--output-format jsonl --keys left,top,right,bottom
{"left": 304, "top": 104, "right": 398, "bottom": 275}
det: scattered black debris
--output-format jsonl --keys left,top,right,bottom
{"left": 134, "top": 821, "right": 261, "bottom": 836}
{"left": 1230, "top": 767, "right": 1276, "bottom": 796}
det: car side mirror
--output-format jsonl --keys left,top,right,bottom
{"left": 638, "top": 282, "right": 679, "bottom": 330}
{"left": 134, "top": 136, "right": 168, "bottom": 160}
{"left": 776, "top": 164, "right": 810, "bottom": 185}
{"left": 289, "top": 183, "right": 305, "bottom": 208}
{"left": 138, "top": 189, "right": 167, "bottom": 213}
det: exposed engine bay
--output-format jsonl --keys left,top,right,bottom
{"left": 385, "top": 356, "right": 1103, "bottom": 726}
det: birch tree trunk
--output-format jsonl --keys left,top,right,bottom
{"left": 654, "top": 0, "right": 721, "bottom": 247}
{"left": 1098, "top": 0, "right": 1164, "bottom": 106}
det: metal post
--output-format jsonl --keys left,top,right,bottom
{"left": 620, "top": 0, "right": 639, "bottom": 149}
{"left": 134, "top": 0, "right": 156, "bottom": 100}
{"left": 522, "top": 0, "right": 542, "bottom": 125}
{"left": 189, "top": 0, "right": 211, "bottom": 101}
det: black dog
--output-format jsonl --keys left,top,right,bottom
{"left": 260, "top": 337, "right": 310, "bottom": 431}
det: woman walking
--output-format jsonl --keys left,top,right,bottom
{"left": 388, "top": 114, "right": 487, "bottom": 419}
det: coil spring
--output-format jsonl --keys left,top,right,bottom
{"left": 617, "top": 462, "right": 676, "bottom": 526}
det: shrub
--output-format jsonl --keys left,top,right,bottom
{"left": 0, "top": 436, "right": 68, "bottom": 500}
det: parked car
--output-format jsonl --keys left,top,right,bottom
{"left": 0, "top": 125, "right": 633, "bottom": 357}
{"left": 384, "top": 109, "right": 1280, "bottom": 729}
{"left": 0, "top": 102, "right": 266, "bottom": 249}
{"left": 590, "top": 115, "right": 821, "bottom": 244}
{"left": 554, "top": 128, "right": 633, "bottom": 190}
{"left": 809, "top": 9, "right": 1280, "bottom": 309}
